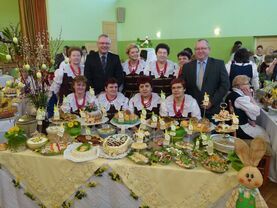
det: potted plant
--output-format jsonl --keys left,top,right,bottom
{"left": 64, "top": 120, "right": 81, "bottom": 138}
{"left": 4, "top": 126, "right": 27, "bottom": 152}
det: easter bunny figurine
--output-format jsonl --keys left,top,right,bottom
{"left": 226, "top": 137, "right": 268, "bottom": 208}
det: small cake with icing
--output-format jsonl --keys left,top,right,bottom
{"left": 102, "top": 134, "right": 132, "bottom": 156}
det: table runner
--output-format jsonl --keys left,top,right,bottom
{"left": 0, "top": 150, "right": 238, "bottom": 208}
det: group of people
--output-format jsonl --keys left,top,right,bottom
{"left": 228, "top": 41, "right": 277, "bottom": 84}
{"left": 46, "top": 34, "right": 271, "bottom": 140}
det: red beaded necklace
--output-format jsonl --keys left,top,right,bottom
{"left": 128, "top": 60, "right": 139, "bottom": 74}
{"left": 156, "top": 61, "right": 168, "bottom": 77}
{"left": 74, "top": 93, "right": 86, "bottom": 109}
{"left": 141, "top": 94, "right": 152, "bottom": 108}
{"left": 70, "top": 64, "right": 81, "bottom": 77}
{"left": 106, "top": 94, "right": 117, "bottom": 103}
{"left": 173, "top": 96, "right": 185, "bottom": 117}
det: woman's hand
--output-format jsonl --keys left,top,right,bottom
{"left": 248, "top": 120, "right": 256, "bottom": 127}
{"left": 241, "top": 87, "right": 252, "bottom": 97}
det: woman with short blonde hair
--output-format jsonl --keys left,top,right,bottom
{"left": 122, "top": 43, "right": 146, "bottom": 98}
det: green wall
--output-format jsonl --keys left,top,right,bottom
{"left": 0, "top": 0, "right": 20, "bottom": 29}
{"left": 46, "top": 0, "right": 117, "bottom": 40}
{"left": 118, "top": 36, "right": 254, "bottom": 63}
{"left": 116, "top": 0, "right": 277, "bottom": 41}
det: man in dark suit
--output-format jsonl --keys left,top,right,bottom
{"left": 182, "top": 39, "right": 230, "bottom": 120}
{"left": 84, "top": 34, "right": 123, "bottom": 95}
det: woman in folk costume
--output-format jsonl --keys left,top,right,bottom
{"left": 61, "top": 75, "right": 98, "bottom": 114}
{"left": 225, "top": 75, "right": 269, "bottom": 141}
{"left": 174, "top": 50, "right": 191, "bottom": 78}
{"left": 122, "top": 43, "right": 146, "bottom": 98}
{"left": 129, "top": 76, "right": 161, "bottom": 119}
{"left": 144, "top": 43, "right": 178, "bottom": 96}
{"left": 48, "top": 47, "right": 84, "bottom": 117}
{"left": 97, "top": 78, "right": 129, "bottom": 119}
{"left": 50, "top": 47, "right": 84, "bottom": 102}
{"left": 160, "top": 78, "right": 201, "bottom": 120}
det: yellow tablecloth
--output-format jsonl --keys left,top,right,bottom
{"left": 0, "top": 150, "right": 238, "bottom": 208}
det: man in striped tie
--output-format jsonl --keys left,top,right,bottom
{"left": 181, "top": 39, "right": 230, "bottom": 120}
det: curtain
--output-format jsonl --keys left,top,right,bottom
{"left": 18, "top": 0, "right": 48, "bottom": 46}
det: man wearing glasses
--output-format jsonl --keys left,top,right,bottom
{"left": 84, "top": 34, "right": 123, "bottom": 95}
{"left": 182, "top": 39, "right": 230, "bottom": 120}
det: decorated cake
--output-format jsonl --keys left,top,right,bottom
{"left": 102, "top": 134, "right": 132, "bottom": 157}
{"left": 80, "top": 104, "right": 102, "bottom": 124}
{"left": 82, "top": 110, "right": 102, "bottom": 124}
{"left": 112, "top": 111, "right": 139, "bottom": 124}
{"left": 27, "top": 136, "right": 48, "bottom": 150}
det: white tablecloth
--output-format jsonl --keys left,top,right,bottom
{"left": 0, "top": 75, "right": 13, "bottom": 87}
{"left": 257, "top": 109, "right": 277, "bottom": 182}
{"left": 0, "top": 165, "right": 232, "bottom": 208}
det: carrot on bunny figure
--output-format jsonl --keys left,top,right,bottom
{"left": 226, "top": 137, "right": 268, "bottom": 208}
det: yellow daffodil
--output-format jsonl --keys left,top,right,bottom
{"left": 8, "top": 126, "right": 20, "bottom": 134}
{"left": 74, "top": 121, "right": 79, "bottom": 126}
{"left": 67, "top": 122, "right": 74, "bottom": 128}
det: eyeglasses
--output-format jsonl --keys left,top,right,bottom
{"left": 194, "top": 47, "right": 209, "bottom": 51}
{"left": 98, "top": 42, "right": 110, "bottom": 45}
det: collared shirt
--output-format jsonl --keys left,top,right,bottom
{"left": 196, "top": 58, "right": 208, "bottom": 85}
{"left": 232, "top": 88, "right": 260, "bottom": 120}
{"left": 99, "top": 53, "right": 107, "bottom": 63}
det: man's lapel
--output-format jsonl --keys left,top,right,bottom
{"left": 202, "top": 57, "right": 211, "bottom": 87}
{"left": 192, "top": 60, "right": 197, "bottom": 88}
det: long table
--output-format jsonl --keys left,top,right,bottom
{"left": 257, "top": 109, "right": 277, "bottom": 182}
{"left": 0, "top": 150, "right": 238, "bottom": 208}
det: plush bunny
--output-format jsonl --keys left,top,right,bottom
{"left": 226, "top": 137, "right": 268, "bottom": 208}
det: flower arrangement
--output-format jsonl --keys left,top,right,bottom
{"left": 64, "top": 120, "right": 81, "bottom": 137}
{"left": 136, "top": 36, "right": 153, "bottom": 48}
{"left": 84, "top": 102, "right": 98, "bottom": 112}
{"left": 4, "top": 126, "right": 27, "bottom": 152}
{"left": 0, "top": 24, "right": 63, "bottom": 110}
